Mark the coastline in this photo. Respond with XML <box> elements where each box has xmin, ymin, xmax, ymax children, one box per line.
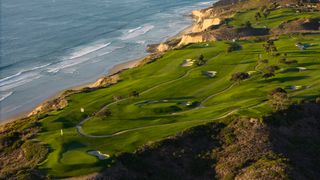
<box><xmin>1</xmin><ymin>4</ymin><xmax>203</xmax><ymax>125</ymax></box>
<box><xmin>0</xmin><ymin>58</ymin><xmax>143</xmax><ymax>125</ymax></box>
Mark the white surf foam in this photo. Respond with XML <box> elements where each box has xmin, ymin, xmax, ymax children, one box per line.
<box><xmin>0</xmin><ymin>91</ymin><xmax>13</xmax><ymax>102</ymax></box>
<box><xmin>128</xmin><ymin>26</ymin><xmax>142</xmax><ymax>33</ymax></box>
<box><xmin>0</xmin><ymin>63</ymin><xmax>51</xmax><ymax>91</ymax></box>
<box><xmin>199</xmin><ymin>2</ymin><xmax>212</xmax><ymax>5</ymax></box>
<box><xmin>0</xmin><ymin>73</ymin><xmax>42</xmax><ymax>91</ymax></box>
<box><xmin>120</xmin><ymin>25</ymin><xmax>154</xmax><ymax>40</ymax></box>
<box><xmin>47</xmin><ymin>42</ymin><xmax>121</xmax><ymax>73</ymax></box>
<box><xmin>0</xmin><ymin>63</ymin><xmax>50</xmax><ymax>84</ymax></box>
<box><xmin>68</xmin><ymin>42</ymin><xmax>111</xmax><ymax>59</ymax></box>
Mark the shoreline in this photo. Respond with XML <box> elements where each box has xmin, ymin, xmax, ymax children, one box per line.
<box><xmin>0</xmin><ymin>58</ymin><xmax>144</xmax><ymax>125</ymax></box>
<box><xmin>0</xmin><ymin>4</ymin><xmax>202</xmax><ymax>125</ymax></box>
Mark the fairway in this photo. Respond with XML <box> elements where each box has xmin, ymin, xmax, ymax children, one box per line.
<box><xmin>35</xmin><ymin>32</ymin><xmax>320</xmax><ymax>177</ymax></box>
<box><xmin>2</xmin><ymin>1</ymin><xmax>320</xmax><ymax>179</ymax></box>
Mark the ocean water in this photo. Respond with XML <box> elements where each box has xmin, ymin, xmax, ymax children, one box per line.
<box><xmin>0</xmin><ymin>0</ymin><xmax>214</xmax><ymax>121</ymax></box>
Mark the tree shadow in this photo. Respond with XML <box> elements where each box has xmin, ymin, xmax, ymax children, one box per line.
<box><xmin>229</xmin><ymin>60</ymin><xmax>256</xmax><ymax>65</ymax></box>
<box><xmin>262</xmin><ymin>76</ymin><xmax>309</xmax><ymax>83</ymax></box>
<box><xmin>298</xmin><ymin>62</ymin><xmax>320</xmax><ymax>67</ymax></box>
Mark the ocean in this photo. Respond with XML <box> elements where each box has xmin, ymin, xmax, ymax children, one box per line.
<box><xmin>0</xmin><ymin>0</ymin><xmax>214</xmax><ymax>121</ymax></box>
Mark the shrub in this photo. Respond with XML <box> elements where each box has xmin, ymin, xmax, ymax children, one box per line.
<box><xmin>195</xmin><ymin>54</ymin><xmax>207</xmax><ymax>66</ymax></box>
<box><xmin>0</xmin><ymin>131</ymin><xmax>20</xmax><ymax>149</ymax></box>
<box><xmin>131</xmin><ymin>91</ymin><xmax>140</xmax><ymax>97</ymax></box>
<box><xmin>268</xmin><ymin>88</ymin><xmax>291</xmax><ymax>111</ymax></box>
<box><xmin>263</xmin><ymin>73</ymin><xmax>275</xmax><ymax>79</ymax></box>
<box><xmin>230</xmin><ymin>72</ymin><xmax>250</xmax><ymax>84</ymax></box>
<box><xmin>226</xmin><ymin>42</ymin><xmax>242</xmax><ymax>53</ymax></box>
<box><xmin>268</xmin><ymin>88</ymin><xmax>287</xmax><ymax>96</ymax></box>
<box><xmin>265</xmin><ymin>65</ymin><xmax>279</xmax><ymax>73</ymax></box>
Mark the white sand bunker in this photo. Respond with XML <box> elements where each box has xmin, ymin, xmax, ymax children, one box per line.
<box><xmin>297</xmin><ymin>67</ymin><xmax>307</xmax><ymax>71</ymax></box>
<box><xmin>289</xmin><ymin>85</ymin><xmax>303</xmax><ymax>90</ymax></box>
<box><xmin>204</xmin><ymin>71</ymin><xmax>217</xmax><ymax>78</ymax></box>
<box><xmin>88</xmin><ymin>150</ymin><xmax>110</xmax><ymax>160</ymax></box>
<box><xmin>181</xmin><ymin>59</ymin><xmax>195</xmax><ymax>67</ymax></box>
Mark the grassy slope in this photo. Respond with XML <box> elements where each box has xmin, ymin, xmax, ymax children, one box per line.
<box><xmin>34</xmin><ymin>8</ymin><xmax>320</xmax><ymax>177</ymax></box>
<box><xmin>229</xmin><ymin>8</ymin><xmax>320</xmax><ymax>28</ymax></box>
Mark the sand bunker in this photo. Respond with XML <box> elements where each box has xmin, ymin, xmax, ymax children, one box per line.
<box><xmin>181</xmin><ymin>59</ymin><xmax>195</xmax><ymax>67</ymax></box>
<box><xmin>204</xmin><ymin>71</ymin><xmax>217</xmax><ymax>78</ymax></box>
<box><xmin>88</xmin><ymin>150</ymin><xmax>110</xmax><ymax>160</ymax></box>
<box><xmin>297</xmin><ymin>67</ymin><xmax>307</xmax><ymax>71</ymax></box>
<box><xmin>288</xmin><ymin>85</ymin><xmax>303</xmax><ymax>90</ymax></box>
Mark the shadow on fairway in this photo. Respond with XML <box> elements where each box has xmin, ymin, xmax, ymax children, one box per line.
<box><xmin>262</xmin><ymin>76</ymin><xmax>309</xmax><ymax>83</ymax></box>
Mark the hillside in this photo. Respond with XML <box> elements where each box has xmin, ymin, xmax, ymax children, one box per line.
<box><xmin>0</xmin><ymin>0</ymin><xmax>319</xmax><ymax>179</ymax></box>
<box><xmin>91</xmin><ymin>103</ymin><xmax>320</xmax><ymax>179</ymax></box>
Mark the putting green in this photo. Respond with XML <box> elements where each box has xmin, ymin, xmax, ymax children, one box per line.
<box><xmin>61</xmin><ymin>150</ymin><xmax>98</xmax><ymax>165</ymax></box>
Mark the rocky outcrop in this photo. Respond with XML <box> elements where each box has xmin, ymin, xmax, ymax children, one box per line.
<box><xmin>90</xmin><ymin>74</ymin><xmax>121</xmax><ymax>88</ymax></box>
<box><xmin>192</xmin><ymin>18</ymin><xmax>222</xmax><ymax>32</ymax></box>
<box><xmin>28</xmin><ymin>96</ymin><xmax>68</xmax><ymax>117</ymax></box>
<box><xmin>192</xmin><ymin>9</ymin><xmax>213</xmax><ymax>23</ymax></box>
<box><xmin>156</xmin><ymin>43</ymin><xmax>170</xmax><ymax>52</ymax></box>
<box><xmin>178</xmin><ymin>33</ymin><xmax>206</xmax><ymax>46</ymax></box>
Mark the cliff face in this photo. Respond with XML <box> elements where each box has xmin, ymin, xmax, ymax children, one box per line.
<box><xmin>156</xmin><ymin>43</ymin><xmax>170</xmax><ymax>52</ymax></box>
<box><xmin>152</xmin><ymin>0</ymin><xmax>319</xmax><ymax>53</ymax></box>
<box><xmin>152</xmin><ymin>1</ymin><xmax>229</xmax><ymax>51</ymax></box>
<box><xmin>192</xmin><ymin>18</ymin><xmax>222</xmax><ymax>32</ymax></box>
<box><xmin>191</xmin><ymin>9</ymin><xmax>214</xmax><ymax>23</ymax></box>
<box><xmin>90</xmin><ymin>74</ymin><xmax>121</xmax><ymax>88</ymax></box>
<box><xmin>178</xmin><ymin>33</ymin><xmax>205</xmax><ymax>46</ymax></box>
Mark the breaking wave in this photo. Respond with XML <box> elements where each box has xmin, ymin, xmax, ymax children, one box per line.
<box><xmin>0</xmin><ymin>91</ymin><xmax>13</xmax><ymax>102</ymax></box>
<box><xmin>120</xmin><ymin>25</ymin><xmax>154</xmax><ymax>40</ymax></box>
<box><xmin>46</xmin><ymin>42</ymin><xmax>123</xmax><ymax>73</ymax></box>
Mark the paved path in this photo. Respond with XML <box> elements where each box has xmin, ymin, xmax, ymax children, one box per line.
<box><xmin>76</xmin><ymin>100</ymin><xmax>266</xmax><ymax>138</ymax></box>
<box><xmin>76</xmin><ymin>53</ymin><xmax>315</xmax><ymax>139</ymax></box>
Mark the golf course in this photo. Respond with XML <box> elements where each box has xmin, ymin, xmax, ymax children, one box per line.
<box><xmin>1</xmin><ymin>1</ymin><xmax>319</xmax><ymax>179</ymax></box>
<box><xmin>35</xmin><ymin>32</ymin><xmax>320</xmax><ymax>177</ymax></box>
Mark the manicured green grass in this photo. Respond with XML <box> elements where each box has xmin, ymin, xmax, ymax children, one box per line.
<box><xmin>229</xmin><ymin>8</ymin><xmax>320</xmax><ymax>28</ymax></box>
<box><xmin>33</xmin><ymin>8</ymin><xmax>320</xmax><ymax>177</ymax></box>
<box><xmin>36</xmin><ymin>33</ymin><xmax>320</xmax><ymax>177</ymax></box>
